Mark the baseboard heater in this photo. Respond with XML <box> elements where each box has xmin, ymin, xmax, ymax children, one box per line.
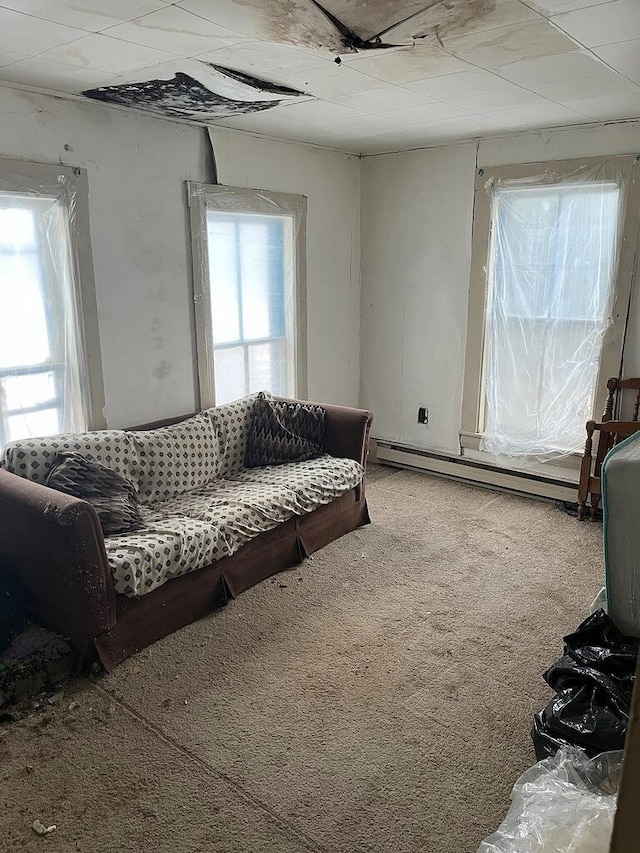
<box><xmin>375</xmin><ymin>441</ymin><xmax>578</xmax><ymax>503</ymax></box>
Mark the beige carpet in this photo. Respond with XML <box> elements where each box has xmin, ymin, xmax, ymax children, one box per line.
<box><xmin>0</xmin><ymin>466</ymin><xmax>603</xmax><ymax>853</ymax></box>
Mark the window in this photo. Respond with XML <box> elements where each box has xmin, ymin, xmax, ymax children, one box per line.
<box><xmin>0</xmin><ymin>160</ymin><xmax>105</xmax><ymax>449</ymax></box>
<box><xmin>461</xmin><ymin>156</ymin><xmax>640</xmax><ymax>463</ymax></box>
<box><xmin>188</xmin><ymin>184</ymin><xmax>307</xmax><ymax>408</ymax></box>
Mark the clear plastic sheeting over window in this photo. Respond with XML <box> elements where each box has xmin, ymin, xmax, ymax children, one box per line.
<box><xmin>477</xmin><ymin>747</ymin><xmax>621</xmax><ymax>853</ymax></box>
<box><xmin>0</xmin><ymin>172</ymin><xmax>89</xmax><ymax>450</ymax></box>
<box><xmin>188</xmin><ymin>182</ymin><xmax>307</xmax><ymax>410</ymax></box>
<box><xmin>480</xmin><ymin>163</ymin><xmax>626</xmax><ymax>459</ymax></box>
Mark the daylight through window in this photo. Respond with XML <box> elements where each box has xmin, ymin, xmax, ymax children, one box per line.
<box><xmin>481</xmin><ymin>179</ymin><xmax>622</xmax><ymax>457</ymax></box>
<box><xmin>0</xmin><ymin>193</ymin><xmax>87</xmax><ymax>448</ymax></box>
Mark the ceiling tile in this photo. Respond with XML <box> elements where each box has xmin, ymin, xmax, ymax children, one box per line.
<box><xmin>213</xmin><ymin>110</ymin><xmax>313</xmax><ymax>135</ymax></box>
<box><xmin>103</xmin><ymin>7</ymin><xmax>245</xmax><ymax>57</ymax></box>
<box><xmin>532</xmin><ymin>72</ymin><xmax>639</xmax><ymax>101</ymax></box>
<box><xmin>496</xmin><ymin>49</ymin><xmax>611</xmax><ymax>87</ymax></box>
<box><xmin>482</xmin><ymin>102</ymin><xmax>589</xmax><ymax>129</ymax></box>
<box><xmin>384</xmin><ymin>102</ymin><xmax>471</xmax><ymax>125</ymax></box>
<box><xmin>425</xmin><ymin>116</ymin><xmax>512</xmax><ymax>136</ymax></box>
<box><xmin>526</xmin><ymin>0</ymin><xmax>618</xmax><ymax>13</ymax></box>
<box><xmin>40</xmin><ymin>34</ymin><xmax>175</xmax><ymax>74</ymax></box>
<box><xmin>445</xmin><ymin>0</ymin><xmax>541</xmax><ymax>37</ymax></box>
<box><xmin>333</xmin><ymin>87</ymin><xmax>436</xmax><ymax>113</ymax></box>
<box><xmin>0</xmin><ymin>56</ymin><xmax>114</xmax><ymax>91</ymax></box>
<box><xmin>443</xmin><ymin>18</ymin><xmax>579</xmax><ymax>68</ymax></box>
<box><xmin>409</xmin><ymin>74</ymin><xmax>548</xmax><ymax>114</ymax></box>
<box><xmin>0</xmin><ymin>1</ymin><xmax>170</xmax><ymax>32</ymax></box>
<box><xmin>0</xmin><ymin>48</ymin><xmax>29</xmax><ymax>67</ymax></box>
<box><xmin>178</xmin><ymin>0</ymin><xmax>341</xmax><ymax>51</ymax></box>
<box><xmin>566</xmin><ymin>92</ymin><xmax>640</xmax><ymax>119</ymax></box>
<box><xmin>594</xmin><ymin>39</ymin><xmax>640</xmax><ymax>84</ymax></box>
<box><xmin>406</xmin><ymin>69</ymin><xmax>527</xmax><ymax>100</ymax></box>
<box><xmin>272</xmin><ymin>99</ymin><xmax>366</xmax><ymax>124</ymax></box>
<box><xmin>345</xmin><ymin>44</ymin><xmax>472</xmax><ymax>85</ymax></box>
<box><xmin>213</xmin><ymin>115</ymin><xmax>357</xmax><ymax>152</ymax></box>
<box><xmin>552</xmin><ymin>0</ymin><xmax>640</xmax><ymax>48</ymax></box>
<box><xmin>0</xmin><ymin>7</ymin><xmax>86</xmax><ymax>54</ymax></box>
<box><xmin>196</xmin><ymin>40</ymin><xmax>333</xmax><ymax>78</ymax></box>
<box><xmin>277</xmin><ymin>64</ymin><xmax>382</xmax><ymax>98</ymax></box>
<box><xmin>322</xmin><ymin>113</ymin><xmax>413</xmax><ymax>136</ymax></box>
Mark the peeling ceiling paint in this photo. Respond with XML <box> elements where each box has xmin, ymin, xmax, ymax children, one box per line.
<box><xmin>83</xmin><ymin>66</ymin><xmax>305</xmax><ymax>120</ymax></box>
<box><xmin>79</xmin><ymin>0</ymin><xmax>498</xmax><ymax>120</ymax></box>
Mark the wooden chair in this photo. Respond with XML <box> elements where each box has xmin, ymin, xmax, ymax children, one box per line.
<box><xmin>577</xmin><ymin>419</ymin><xmax>640</xmax><ymax>520</ymax></box>
<box><xmin>602</xmin><ymin>377</ymin><xmax>640</xmax><ymax>422</ymax></box>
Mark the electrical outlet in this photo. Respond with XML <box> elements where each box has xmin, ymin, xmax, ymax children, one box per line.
<box><xmin>418</xmin><ymin>406</ymin><xmax>428</xmax><ymax>425</ymax></box>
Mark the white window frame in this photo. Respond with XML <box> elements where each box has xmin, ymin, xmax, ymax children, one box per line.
<box><xmin>460</xmin><ymin>154</ymin><xmax>640</xmax><ymax>469</ymax></box>
<box><xmin>0</xmin><ymin>158</ymin><xmax>105</xmax><ymax>443</ymax></box>
<box><xmin>187</xmin><ymin>182</ymin><xmax>308</xmax><ymax>409</ymax></box>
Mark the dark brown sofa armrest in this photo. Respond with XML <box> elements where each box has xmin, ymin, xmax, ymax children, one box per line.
<box><xmin>321</xmin><ymin>403</ymin><xmax>373</xmax><ymax>467</ymax></box>
<box><xmin>0</xmin><ymin>469</ymin><xmax>116</xmax><ymax>646</ymax></box>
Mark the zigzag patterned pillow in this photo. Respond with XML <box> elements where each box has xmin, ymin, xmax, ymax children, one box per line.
<box><xmin>46</xmin><ymin>452</ymin><xmax>143</xmax><ymax>536</ymax></box>
<box><xmin>245</xmin><ymin>393</ymin><xmax>325</xmax><ymax>468</ymax></box>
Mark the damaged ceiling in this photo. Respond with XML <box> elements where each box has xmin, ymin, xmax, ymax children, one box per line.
<box><xmin>0</xmin><ymin>0</ymin><xmax>638</xmax><ymax>154</ymax></box>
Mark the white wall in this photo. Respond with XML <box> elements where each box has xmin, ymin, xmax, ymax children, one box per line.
<box><xmin>360</xmin><ymin>143</ymin><xmax>477</xmax><ymax>454</ymax></box>
<box><xmin>360</xmin><ymin>121</ymin><xmax>640</xmax><ymax>455</ymax></box>
<box><xmin>0</xmin><ymin>85</ymin><xmax>362</xmax><ymax>428</ymax></box>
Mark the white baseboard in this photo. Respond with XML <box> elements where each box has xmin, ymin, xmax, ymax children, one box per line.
<box><xmin>375</xmin><ymin>441</ymin><xmax>578</xmax><ymax>503</ymax></box>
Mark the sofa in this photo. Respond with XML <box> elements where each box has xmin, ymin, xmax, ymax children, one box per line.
<box><xmin>0</xmin><ymin>394</ymin><xmax>372</xmax><ymax>670</ymax></box>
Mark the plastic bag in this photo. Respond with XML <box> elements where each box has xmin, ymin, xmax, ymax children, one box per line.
<box><xmin>532</xmin><ymin>610</ymin><xmax>638</xmax><ymax>760</ymax></box>
<box><xmin>477</xmin><ymin>747</ymin><xmax>622</xmax><ymax>853</ymax></box>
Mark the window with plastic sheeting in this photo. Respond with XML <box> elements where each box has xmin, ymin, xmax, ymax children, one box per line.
<box><xmin>188</xmin><ymin>183</ymin><xmax>307</xmax><ymax>408</ymax></box>
<box><xmin>0</xmin><ymin>161</ymin><xmax>105</xmax><ymax>450</ymax></box>
<box><xmin>461</xmin><ymin>156</ymin><xmax>640</xmax><ymax>465</ymax></box>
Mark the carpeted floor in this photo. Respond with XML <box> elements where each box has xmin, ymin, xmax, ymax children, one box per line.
<box><xmin>0</xmin><ymin>466</ymin><xmax>603</xmax><ymax>853</ymax></box>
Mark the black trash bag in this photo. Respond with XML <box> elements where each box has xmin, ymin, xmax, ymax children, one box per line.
<box><xmin>532</xmin><ymin>609</ymin><xmax>639</xmax><ymax>760</ymax></box>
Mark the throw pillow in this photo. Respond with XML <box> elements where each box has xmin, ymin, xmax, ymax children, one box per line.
<box><xmin>46</xmin><ymin>452</ymin><xmax>143</xmax><ymax>536</ymax></box>
<box><xmin>245</xmin><ymin>393</ymin><xmax>325</xmax><ymax>468</ymax></box>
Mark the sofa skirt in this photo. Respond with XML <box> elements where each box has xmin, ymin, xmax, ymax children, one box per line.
<box><xmin>93</xmin><ymin>489</ymin><xmax>370</xmax><ymax>671</ymax></box>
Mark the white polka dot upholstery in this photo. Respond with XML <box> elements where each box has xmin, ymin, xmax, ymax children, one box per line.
<box><xmin>229</xmin><ymin>455</ymin><xmax>364</xmax><ymax>503</ymax></box>
<box><xmin>105</xmin><ymin>455</ymin><xmax>364</xmax><ymax>598</ymax></box>
<box><xmin>130</xmin><ymin>413</ymin><xmax>220</xmax><ymax>504</ymax></box>
<box><xmin>0</xmin><ymin>430</ymin><xmax>138</xmax><ymax>484</ymax></box>
<box><xmin>105</xmin><ymin>511</ymin><xmax>227</xmax><ymax>597</ymax></box>
<box><xmin>205</xmin><ymin>392</ymin><xmax>267</xmax><ymax>478</ymax></box>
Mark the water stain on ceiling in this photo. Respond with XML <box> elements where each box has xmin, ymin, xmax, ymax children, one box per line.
<box><xmin>264</xmin><ymin>0</ymin><xmax>495</xmax><ymax>50</ymax></box>
<box><xmin>82</xmin><ymin>0</ymin><xmax>496</xmax><ymax>120</ymax></box>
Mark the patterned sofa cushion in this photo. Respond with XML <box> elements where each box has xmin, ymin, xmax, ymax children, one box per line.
<box><xmin>229</xmin><ymin>455</ymin><xmax>364</xmax><ymax>503</ymax></box>
<box><xmin>105</xmin><ymin>513</ymin><xmax>228</xmax><ymax>597</ymax></box>
<box><xmin>130</xmin><ymin>413</ymin><xmax>220</xmax><ymax>504</ymax></box>
<box><xmin>245</xmin><ymin>393</ymin><xmax>325</xmax><ymax>467</ymax></box>
<box><xmin>46</xmin><ymin>452</ymin><xmax>142</xmax><ymax>536</ymax></box>
<box><xmin>105</xmin><ymin>454</ymin><xmax>364</xmax><ymax>598</ymax></box>
<box><xmin>0</xmin><ymin>430</ymin><xmax>138</xmax><ymax>484</ymax></box>
<box><xmin>205</xmin><ymin>392</ymin><xmax>267</xmax><ymax>479</ymax></box>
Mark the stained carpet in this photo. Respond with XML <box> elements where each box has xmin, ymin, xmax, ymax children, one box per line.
<box><xmin>0</xmin><ymin>466</ymin><xmax>603</xmax><ymax>852</ymax></box>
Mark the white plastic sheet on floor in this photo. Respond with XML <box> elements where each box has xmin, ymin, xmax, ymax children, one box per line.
<box><xmin>477</xmin><ymin>747</ymin><xmax>622</xmax><ymax>853</ymax></box>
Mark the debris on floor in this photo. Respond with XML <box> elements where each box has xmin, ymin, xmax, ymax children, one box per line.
<box><xmin>532</xmin><ymin>610</ymin><xmax>638</xmax><ymax>759</ymax></box>
<box><xmin>0</xmin><ymin>624</ymin><xmax>76</xmax><ymax>716</ymax></box>
<box><xmin>477</xmin><ymin>747</ymin><xmax>621</xmax><ymax>853</ymax></box>
<box><xmin>32</xmin><ymin>819</ymin><xmax>57</xmax><ymax>836</ymax></box>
